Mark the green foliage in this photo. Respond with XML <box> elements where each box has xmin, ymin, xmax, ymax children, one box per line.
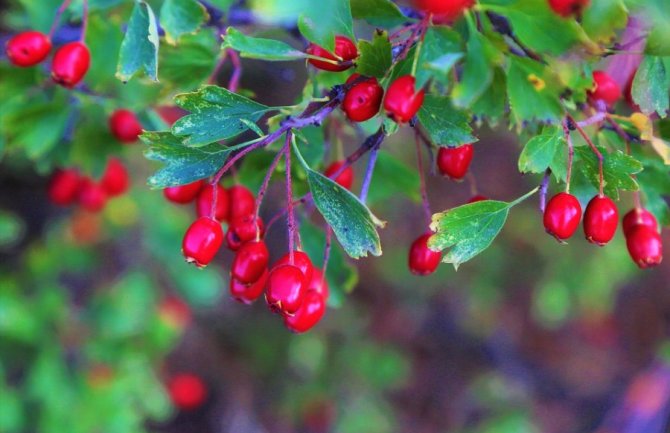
<box><xmin>632</xmin><ymin>56</ymin><xmax>670</xmax><ymax>118</ymax></box>
<box><xmin>518</xmin><ymin>126</ymin><xmax>566</xmax><ymax>175</ymax></box>
<box><xmin>116</xmin><ymin>0</ymin><xmax>159</xmax><ymax>82</ymax></box>
<box><xmin>159</xmin><ymin>0</ymin><xmax>208</xmax><ymax>45</ymax></box>
<box><xmin>417</xmin><ymin>95</ymin><xmax>476</xmax><ymax>146</ymax></box>
<box><xmin>575</xmin><ymin>147</ymin><xmax>643</xmax><ymax>199</ymax></box>
<box><xmin>297</xmin><ymin>0</ymin><xmax>354</xmax><ymax>50</ymax></box>
<box><xmin>355</xmin><ymin>30</ymin><xmax>392</xmax><ymax>79</ymax></box>
<box><xmin>350</xmin><ymin>0</ymin><xmax>407</xmax><ymax>27</ymax></box>
<box><xmin>222</xmin><ymin>27</ymin><xmax>307</xmax><ymax>61</ymax></box>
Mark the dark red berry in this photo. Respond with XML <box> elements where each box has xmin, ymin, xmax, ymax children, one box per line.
<box><xmin>342</xmin><ymin>74</ymin><xmax>384</xmax><ymax>122</ymax></box>
<box><xmin>266</xmin><ymin>264</ymin><xmax>307</xmax><ymax>315</ymax></box>
<box><xmin>51</xmin><ymin>41</ymin><xmax>90</xmax><ymax>88</ymax></box>
<box><xmin>626</xmin><ymin>225</ymin><xmax>663</xmax><ymax>269</ymax></box>
<box><xmin>228</xmin><ymin>185</ymin><xmax>256</xmax><ymax>221</ymax></box>
<box><xmin>182</xmin><ymin>217</ymin><xmax>224</xmax><ymax>268</ymax></box>
<box><xmin>225</xmin><ymin>215</ymin><xmax>264</xmax><ymax>251</ymax></box>
<box><xmin>196</xmin><ymin>184</ymin><xmax>229</xmax><ymax>221</ymax></box>
<box><xmin>383</xmin><ymin>75</ymin><xmax>425</xmax><ymax>124</ymax></box>
<box><xmin>414</xmin><ymin>0</ymin><xmax>474</xmax><ymax>22</ymax></box>
<box><xmin>548</xmin><ymin>0</ymin><xmax>590</xmax><ymax>17</ymax></box>
<box><xmin>109</xmin><ymin>109</ymin><xmax>143</xmax><ymax>143</ymax></box>
<box><xmin>167</xmin><ymin>373</ymin><xmax>207</xmax><ymax>410</ymax></box>
<box><xmin>78</xmin><ymin>178</ymin><xmax>107</xmax><ymax>212</ymax></box>
<box><xmin>467</xmin><ymin>195</ymin><xmax>487</xmax><ymax>203</ymax></box>
<box><xmin>324</xmin><ymin>161</ymin><xmax>354</xmax><ymax>190</ymax></box>
<box><xmin>308</xmin><ymin>267</ymin><xmax>329</xmax><ymax>301</ymax></box>
<box><xmin>584</xmin><ymin>195</ymin><xmax>618</xmax><ymax>246</ymax></box>
<box><xmin>274</xmin><ymin>251</ymin><xmax>314</xmax><ymax>283</ymax></box>
<box><xmin>284</xmin><ymin>290</ymin><xmax>326</xmax><ymax>333</ymax></box>
<box><xmin>622</xmin><ymin>208</ymin><xmax>658</xmax><ymax>237</ymax></box>
<box><xmin>230</xmin><ymin>269</ymin><xmax>268</xmax><ymax>304</ymax></box>
<box><xmin>543</xmin><ymin>192</ymin><xmax>582</xmax><ymax>242</ymax></box>
<box><xmin>408</xmin><ymin>233</ymin><xmax>442</xmax><ymax>276</ymax></box>
<box><xmin>231</xmin><ymin>240</ymin><xmax>269</xmax><ymax>284</ymax></box>
<box><xmin>437</xmin><ymin>144</ymin><xmax>474</xmax><ymax>181</ymax></box>
<box><xmin>100</xmin><ymin>158</ymin><xmax>129</xmax><ymax>197</ymax></box>
<box><xmin>48</xmin><ymin>168</ymin><xmax>81</xmax><ymax>206</ymax></box>
<box><xmin>5</xmin><ymin>31</ymin><xmax>51</xmax><ymax>67</ymax></box>
<box><xmin>164</xmin><ymin>180</ymin><xmax>204</xmax><ymax>204</ymax></box>
<box><xmin>306</xmin><ymin>36</ymin><xmax>357</xmax><ymax>72</ymax></box>
<box><xmin>589</xmin><ymin>71</ymin><xmax>621</xmax><ymax>106</ymax></box>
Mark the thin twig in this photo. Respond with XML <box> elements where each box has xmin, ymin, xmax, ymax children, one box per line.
<box><xmin>568</xmin><ymin>114</ymin><xmax>604</xmax><ymax>196</ymax></box>
<box><xmin>285</xmin><ymin>132</ymin><xmax>295</xmax><ymax>262</ymax></box>
<box><xmin>49</xmin><ymin>0</ymin><xmax>74</xmax><ymax>38</ymax></box>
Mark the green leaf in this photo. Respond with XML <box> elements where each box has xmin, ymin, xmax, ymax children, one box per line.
<box><xmin>307</xmin><ymin>169</ymin><xmax>384</xmax><ymax>259</ymax></box>
<box><xmin>350</xmin><ymin>0</ymin><xmax>407</xmax><ymax>27</ymax></box>
<box><xmin>639</xmin><ymin>0</ymin><xmax>670</xmax><ymax>56</ymax></box>
<box><xmin>415</xmin><ymin>27</ymin><xmax>462</xmax><ymax>88</ymax></box>
<box><xmin>451</xmin><ymin>31</ymin><xmax>494</xmax><ymax>108</ymax></box>
<box><xmin>367</xmin><ymin>152</ymin><xmax>421</xmax><ymax>204</ymax></box>
<box><xmin>0</xmin><ymin>211</ymin><xmax>22</xmax><ymax>248</ymax></box>
<box><xmin>632</xmin><ymin>56</ymin><xmax>670</xmax><ymax>118</ymax></box>
<box><xmin>575</xmin><ymin>147</ymin><xmax>643</xmax><ymax>199</ymax></box>
<box><xmin>518</xmin><ymin>126</ymin><xmax>566</xmax><ymax>174</ymax></box>
<box><xmin>506</xmin><ymin>57</ymin><xmax>563</xmax><ymax>124</ymax></box>
<box><xmin>471</xmin><ymin>68</ymin><xmax>506</xmax><ymax>124</ymax></box>
<box><xmin>298</xmin><ymin>0</ymin><xmax>354</xmax><ymax>51</ymax></box>
<box><xmin>355</xmin><ymin>30</ymin><xmax>392</xmax><ymax>79</ymax></box>
<box><xmin>116</xmin><ymin>0</ymin><xmax>160</xmax><ymax>82</ymax></box>
<box><xmin>160</xmin><ymin>0</ymin><xmax>208</xmax><ymax>45</ymax></box>
<box><xmin>160</xmin><ymin>31</ymin><xmax>219</xmax><ymax>91</ymax></box>
<box><xmin>222</xmin><ymin>27</ymin><xmax>307</xmax><ymax>61</ymax></box>
<box><xmin>171</xmin><ymin>85</ymin><xmax>270</xmax><ymax>146</ymax></box>
<box><xmin>417</xmin><ymin>95</ymin><xmax>476</xmax><ymax>146</ymax></box>
<box><xmin>581</xmin><ymin>0</ymin><xmax>628</xmax><ymax>43</ymax></box>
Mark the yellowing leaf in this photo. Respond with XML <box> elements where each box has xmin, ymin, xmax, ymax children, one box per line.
<box><xmin>630</xmin><ymin>112</ymin><xmax>654</xmax><ymax>140</ymax></box>
<box><xmin>650</xmin><ymin>137</ymin><xmax>670</xmax><ymax>165</ymax></box>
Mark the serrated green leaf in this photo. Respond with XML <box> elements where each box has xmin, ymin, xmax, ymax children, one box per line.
<box><xmin>518</xmin><ymin>126</ymin><xmax>565</xmax><ymax>174</ymax></box>
<box><xmin>451</xmin><ymin>31</ymin><xmax>493</xmax><ymax>108</ymax></box>
<box><xmin>471</xmin><ymin>68</ymin><xmax>506</xmax><ymax>124</ymax></box>
<box><xmin>350</xmin><ymin>0</ymin><xmax>407</xmax><ymax>27</ymax></box>
<box><xmin>506</xmin><ymin>57</ymin><xmax>563</xmax><ymax>124</ymax></box>
<box><xmin>356</xmin><ymin>30</ymin><xmax>392</xmax><ymax>78</ymax></box>
<box><xmin>298</xmin><ymin>0</ymin><xmax>354</xmax><ymax>51</ymax></box>
<box><xmin>222</xmin><ymin>27</ymin><xmax>307</xmax><ymax>61</ymax></box>
<box><xmin>632</xmin><ymin>56</ymin><xmax>670</xmax><ymax>118</ymax></box>
<box><xmin>160</xmin><ymin>31</ymin><xmax>219</xmax><ymax>92</ymax></box>
<box><xmin>160</xmin><ymin>0</ymin><xmax>208</xmax><ymax>45</ymax></box>
<box><xmin>581</xmin><ymin>0</ymin><xmax>627</xmax><ymax>43</ymax></box>
<box><xmin>116</xmin><ymin>0</ymin><xmax>159</xmax><ymax>82</ymax></box>
<box><xmin>417</xmin><ymin>95</ymin><xmax>476</xmax><ymax>146</ymax></box>
<box><xmin>575</xmin><ymin>147</ymin><xmax>643</xmax><ymax>199</ymax></box>
<box><xmin>415</xmin><ymin>27</ymin><xmax>462</xmax><ymax>88</ymax></box>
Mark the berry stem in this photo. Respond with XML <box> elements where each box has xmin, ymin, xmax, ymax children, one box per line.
<box><xmin>567</xmin><ymin>114</ymin><xmax>604</xmax><ymax>196</ymax></box>
<box><xmin>576</xmin><ymin>112</ymin><xmax>607</xmax><ymax>128</ymax></box>
<box><xmin>414</xmin><ymin>131</ymin><xmax>432</xmax><ymax>225</ymax></box>
<box><xmin>253</xmin><ymin>140</ymin><xmax>288</xmax><ymax>238</ymax></box>
<box><xmin>207</xmin><ymin>50</ymin><xmax>228</xmax><ymax>84</ymax></box>
<box><xmin>561</xmin><ymin>118</ymin><xmax>575</xmax><ymax>194</ymax></box>
<box><xmin>322</xmin><ymin>225</ymin><xmax>332</xmax><ymax>277</ymax></box>
<box><xmin>80</xmin><ymin>0</ymin><xmax>89</xmax><ymax>42</ymax></box>
<box><xmin>539</xmin><ymin>168</ymin><xmax>551</xmax><ymax>213</ymax></box>
<box><xmin>49</xmin><ymin>0</ymin><xmax>74</xmax><ymax>38</ymax></box>
<box><xmin>285</xmin><ymin>132</ymin><xmax>296</xmax><ymax>264</ymax></box>
<box><xmin>359</xmin><ymin>142</ymin><xmax>380</xmax><ymax>204</ymax></box>
<box><xmin>227</xmin><ymin>49</ymin><xmax>242</xmax><ymax>93</ymax></box>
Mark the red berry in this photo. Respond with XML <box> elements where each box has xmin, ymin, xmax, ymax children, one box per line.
<box><xmin>231</xmin><ymin>240</ymin><xmax>269</xmax><ymax>284</ymax></box>
<box><xmin>274</xmin><ymin>251</ymin><xmax>314</xmax><ymax>283</ymax></box>
<box><xmin>543</xmin><ymin>192</ymin><xmax>582</xmax><ymax>242</ymax></box>
<box><xmin>167</xmin><ymin>373</ymin><xmax>207</xmax><ymax>410</ymax></box>
<box><xmin>228</xmin><ymin>185</ymin><xmax>256</xmax><ymax>221</ymax></box>
<box><xmin>589</xmin><ymin>71</ymin><xmax>621</xmax><ymax>106</ymax></box>
<box><xmin>408</xmin><ymin>233</ymin><xmax>442</xmax><ymax>276</ymax></box>
<box><xmin>109</xmin><ymin>109</ymin><xmax>143</xmax><ymax>143</ymax></box>
<box><xmin>308</xmin><ymin>267</ymin><xmax>330</xmax><ymax>301</ymax></box>
<box><xmin>283</xmin><ymin>290</ymin><xmax>326</xmax><ymax>333</ymax></box>
<box><xmin>342</xmin><ymin>74</ymin><xmax>384</xmax><ymax>122</ymax></box>
<box><xmin>437</xmin><ymin>144</ymin><xmax>474</xmax><ymax>181</ymax></box>
<box><xmin>324</xmin><ymin>161</ymin><xmax>354</xmax><ymax>190</ymax></box>
<box><xmin>78</xmin><ymin>178</ymin><xmax>107</xmax><ymax>212</ymax></box>
<box><xmin>306</xmin><ymin>36</ymin><xmax>358</xmax><ymax>72</ymax></box>
<box><xmin>226</xmin><ymin>215</ymin><xmax>264</xmax><ymax>251</ymax></box>
<box><xmin>48</xmin><ymin>168</ymin><xmax>81</xmax><ymax>206</ymax></box>
<box><xmin>51</xmin><ymin>41</ymin><xmax>90</xmax><ymax>88</ymax></box>
<box><xmin>163</xmin><ymin>180</ymin><xmax>204</xmax><ymax>204</ymax></box>
<box><xmin>155</xmin><ymin>105</ymin><xmax>186</xmax><ymax>126</ymax></box>
<box><xmin>584</xmin><ymin>195</ymin><xmax>618</xmax><ymax>246</ymax></box>
<box><xmin>266</xmin><ymin>264</ymin><xmax>307</xmax><ymax>315</ymax></box>
<box><xmin>626</xmin><ymin>225</ymin><xmax>663</xmax><ymax>269</ymax></box>
<box><xmin>196</xmin><ymin>184</ymin><xmax>229</xmax><ymax>221</ymax></box>
<box><xmin>383</xmin><ymin>75</ymin><xmax>425</xmax><ymax>124</ymax></box>
<box><xmin>230</xmin><ymin>269</ymin><xmax>268</xmax><ymax>304</ymax></box>
<box><xmin>414</xmin><ymin>0</ymin><xmax>474</xmax><ymax>22</ymax></box>
<box><xmin>548</xmin><ymin>0</ymin><xmax>590</xmax><ymax>17</ymax></box>
<box><xmin>622</xmin><ymin>208</ymin><xmax>658</xmax><ymax>237</ymax></box>
<box><xmin>182</xmin><ymin>217</ymin><xmax>224</xmax><ymax>268</ymax></box>
<box><xmin>100</xmin><ymin>158</ymin><xmax>129</xmax><ymax>197</ymax></box>
<box><xmin>5</xmin><ymin>31</ymin><xmax>51</xmax><ymax>67</ymax></box>
<box><xmin>467</xmin><ymin>195</ymin><xmax>487</xmax><ymax>203</ymax></box>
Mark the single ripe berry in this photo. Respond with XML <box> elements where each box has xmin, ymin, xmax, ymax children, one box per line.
<box><xmin>51</xmin><ymin>41</ymin><xmax>90</xmax><ymax>88</ymax></box>
<box><xmin>324</xmin><ymin>161</ymin><xmax>354</xmax><ymax>190</ymax></box>
<box><xmin>589</xmin><ymin>71</ymin><xmax>621</xmax><ymax>106</ymax></box>
<box><xmin>622</xmin><ymin>208</ymin><xmax>658</xmax><ymax>237</ymax></box>
<box><xmin>468</xmin><ymin>195</ymin><xmax>487</xmax><ymax>203</ymax></box>
<box><xmin>164</xmin><ymin>180</ymin><xmax>204</xmax><ymax>204</ymax></box>
<box><xmin>548</xmin><ymin>0</ymin><xmax>590</xmax><ymax>17</ymax></box>
<box><xmin>306</xmin><ymin>35</ymin><xmax>358</xmax><ymax>72</ymax></box>
<box><xmin>383</xmin><ymin>75</ymin><xmax>425</xmax><ymax>124</ymax></box>
<box><xmin>626</xmin><ymin>226</ymin><xmax>663</xmax><ymax>269</ymax></box>
<box><xmin>437</xmin><ymin>144</ymin><xmax>474</xmax><ymax>181</ymax></box>
<box><xmin>230</xmin><ymin>269</ymin><xmax>268</xmax><ymax>304</ymax></box>
<box><xmin>408</xmin><ymin>233</ymin><xmax>442</xmax><ymax>276</ymax></box>
<box><xmin>543</xmin><ymin>192</ymin><xmax>582</xmax><ymax>242</ymax></box>
<box><xmin>196</xmin><ymin>184</ymin><xmax>229</xmax><ymax>221</ymax></box>
<box><xmin>583</xmin><ymin>195</ymin><xmax>618</xmax><ymax>246</ymax></box>
<box><xmin>342</xmin><ymin>74</ymin><xmax>384</xmax><ymax>122</ymax></box>
<box><xmin>226</xmin><ymin>215</ymin><xmax>264</xmax><ymax>251</ymax></box>
<box><xmin>231</xmin><ymin>240</ymin><xmax>269</xmax><ymax>284</ymax></box>
<box><xmin>228</xmin><ymin>185</ymin><xmax>256</xmax><ymax>221</ymax></box>
<box><xmin>266</xmin><ymin>264</ymin><xmax>307</xmax><ymax>315</ymax></box>
<box><xmin>109</xmin><ymin>109</ymin><xmax>143</xmax><ymax>143</ymax></box>
<box><xmin>167</xmin><ymin>373</ymin><xmax>207</xmax><ymax>411</ymax></box>
<box><xmin>100</xmin><ymin>158</ymin><xmax>129</xmax><ymax>197</ymax></box>
<box><xmin>308</xmin><ymin>267</ymin><xmax>329</xmax><ymax>301</ymax></box>
<box><xmin>78</xmin><ymin>178</ymin><xmax>107</xmax><ymax>212</ymax></box>
<box><xmin>48</xmin><ymin>168</ymin><xmax>81</xmax><ymax>206</ymax></box>
<box><xmin>182</xmin><ymin>217</ymin><xmax>224</xmax><ymax>268</ymax></box>
<box><xmin>5</xmin><ymin>31</ymin><xmax>51</xmax><ymax>67</ymax></box>
<box><xmin>274</xmin><ymin>251</ymin><xmax>314</xmax><ymax>284</ymax></box>
<box><xmin>284</xmin><ymin>290</ymin><xmax>326</xmax><ymax>333</ymax></box>
<box><xmin>414</xmin><ymin>0</ymin><xmax>474</xmax><ymax>22</ymax></box>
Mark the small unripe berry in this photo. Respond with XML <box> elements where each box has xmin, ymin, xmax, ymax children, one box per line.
<box><xmin>383</xmin><ymin>75</ymin><xmax>425</xmax><ymax>124</ymax></box>
<box><xmin>342</xmin><ymin>74</ymin><xmax>384</xmax><ymax>122</ymax></box>
<box><xmin>228</xmin><ymin>185</ymin><xmax>256</xmax><ymax>221</ymax></box>
<box><xmin>196</xmin><ymin>184</ymin><xmax>229</xmax><ymax>221</ymax></box>
<box><xmin>109</xmin><ymin>109</ymin><xmax>143</xmax><ymax>143</ymax></box>
<box><xmin>51</xmin><ymin>41</ymin><xmax>90</xmax><ymax>88</ymax></box>
<box><xmin>163</xmin><ymin>180</ymin><xmax>204</xmax><ymax>204</ymax></box>
<box><xmin>589</xmin><ymin>71</ymin><xmax>621</xmax><ymax>106</ymax></box>
<box><xmin>5</xmin><ymin>31</ymin><xmax>51</xmax><ymax>67</ymax></box>
<box><xmin>230</xmin><ymin>269</ymin><xmax>268</xmax><ymax>304</ymax></box>
<box><xmin>100</xmin><ymin>158</ymin><xmax>129</xmax><ymax>197</ymax></box>
<box><xmin>324</xmin><ymin>161</ymin><xmax>354</xmax><ymax>190</ymax></box>
<box><xmin>48</xmin><ymin>168</ymin><xmax>81</xmax><ymax>206</ymax></box>
<box><xmin>167</xmin><ymin>374</ymin><xmax>207</xmax><ymax>410</ymax></box>
<box><xmin>266</xmin><ymin>264</ymin><xmax>307</xmax><ymax>315</ymax></box>
<box><xmin>622</xmin><ymin>208</ymin><xmax>658</xmax><ymax>237</ymax></box>
<box><xmin>306</xmin><ymin>36</ymin><xmax>357</xmax><ymax>72</ymax></box>
<box><xmin>548</xmin><ymin>0</ymin><xmax>590</xmax><ymax>17</ymax></box>
<box><xmin>226</xmin><ymin>215</ymin><xmax>264</xmax><ymax>251</ymax></box>
<box><xmin>437</xmin><ymin>144</ymin><xmax>474</xmax><ymax>181</ymax></box>
<box><xmin>182</xmin><ymin>217</ymin><xmax>224</xmax><ymax>268</ymax></box>
<box><xmin>274</xmin><ymin>251</ymin><xmax>314</xmax><ymax>284</ymax></box>
<box><xmin>544</xmin><ymin>192</ymin><xmax>582</xmax><ymax>242</ymax></box>
<box><xmin>283</xmin><ymin>290</ymin><xmax>326</xmax><ymax>333</ymax></box>
<box><xmin>408</xmin><ymin>233</ymin><xmax>442</xmax><ymax>276</ymax></box>
<box><xmin>78</xmin><ymin>178</ymin><xmax>108</xmax><ymax>212</ymax></box>
<box><xmin>583</xmin><ymin>195</ymin><xmax>618</xmax><ymax>246</ymax></box>
<box><xmin>231</xmin><ymin>240</ymin><xmax>269</xmax><ymax>284</ymax></box>
<box><xmin>626</xmin><ymin>226</ymin><xmax>663</xmax><ymax>269</ymax></box>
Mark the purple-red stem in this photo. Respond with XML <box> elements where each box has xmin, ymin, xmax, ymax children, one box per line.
<box><xmin>568</xmin><ymin>114</ymin><xmax>604</xmax><ymax>196</ymax></box>
<box><xmin>322</xmin><ymin>226</ymin><xmax>332</xmax><ymax>275</ymax></box>
<box><xmin>254</xmin><ymin>141</ymin><xmax>288</xmax><ymax>225</ymax></box>
<box><xmin>80</xmin><ymin>0</ymin><xmax>89</xmax><ymax>42</ymax></box>
<box><xmin>285</xmin><ymin>132</ymin><xmax>295</xmax><ymax>264</ymax></box>
<box><xmin>227</xmin><ymin>49</ymin><xmax>242</xmax><ymax>93</ymax></box>
<box><xmin>539</xmin><ymin>169</ymin><xmax>551</xmax><ymax>213</ymax></box>
<box><xmin>359</xmin><ymin>144</ymin><xmax>380</xmax><ymax>204</ymax></box>
<box><xmin>49</xmin><ymin>0</ymin><xmax>74</xmax><ymax>38</ymax></box>
<box><xmin>414</xmin><ymin>131</ymin><xmax>432</xmax><ymax>225</ymax></box>
<box><xmin>561</xmin><ymin>119</ymin><xmax>575</xmax><ymax>194</ymax></box>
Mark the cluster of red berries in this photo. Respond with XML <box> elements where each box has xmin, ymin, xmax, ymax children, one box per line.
<box><xmin>48</xmin><ymin>158</ymin><xmax>129</xmax><ymax>212</ymax></box>
<box><xmin>5</xmin><ymin>31</ymin><xmax>90</xmax><ymax>88</ymax></box>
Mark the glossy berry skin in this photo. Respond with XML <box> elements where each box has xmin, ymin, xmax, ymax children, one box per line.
<box><xmin>51</xmin><ymin>41</ymin><xmax>90</xmax><ymax>88</ymax></box>
<box><xmin>306</xmin><ymin>36</ymin><xmax>357</xmax><ymax>72</ymax></box>
<box><xmin>324</xmin><ymin>161</ymin><xmax>354</xmax><ymax>190</ymax></box>
<box><xmin>622</xmin><ymin>208</ymin><xmax>658</xmax><ymax>237</ymax></box>
<box><xmin>468</xmin><ymin>195</ymin><xmax>487</xmax><ymax>203</ymax></box>
<box><xmin>226</xmin><ymin>215</ymin><xmax>265</xmax><ymax>251</ymax></box>
<box><xmin>167</xmin><ymin>374</ymin><xmax>207</xmax><ymax>410</ymax></box>
<box><xmin>48</xmin><ymin>168</ymin><xmax>81</xmax><ymax>206</ymax></box>
<box><xmin>5</xmin><ymin>31</ymin><xmax>51</xmax><ymax>67</ymax></box>
<box><xmin>78</xmin><ymin>178</ymin><xmax>108</xmax><ymax>212</ymax></box>
<box><xmin>589</xmin><ymin>71</ymin><xmax>621</xmax><ymax>106</ymax></box>
<box><xmin>266</xmin><ymin>264</ymin><xmax>307</xmax><ymax>315</ymax></box>
<box><xmin>228</xmin><ymin>185</ymin><xmax>256</xmax><ymax>221</ymax></box>
<box><xmin>548</xmin><ymin>0</ymin><xmax>590</xmax><ymax>17</ymax></box>
<box><xmin>342</xmin><ymin>74</ymin><xmax>384</xmax><ymax>122</ymax></box>
<box><xmin>182</xmin><ymin>217</ymin><xmax>224</xmax><ymax>268</ymax></box>
<box><xmin>231</xmin><ymin>240</ymin><xmax>269</xmax><ymax>284</ymax></box>
<box><xmin>100</xmin><ymin>158</ymin><xmax>129</xmax><ymax>197</ymax></box>
<box><xmin>414</xmin><ymin>0</ymin><xmax>474</xmax><ymax>22</ymax></box>
<box><xmin>308</xmin><ymin>268</ymin><xmax>329</xmax><ymax>301</ymax></box>
<box><xmin>626</xmin><ymin>226</ymin><xmax>663</xmax><ymax>269</ymax></box>
<box><xmin>383</xmin><ymin>75</ymin><xmax>425</xmax><ymax>124</ymax></box>
<box><xmin>437</xmin><ymin>144</ymin><xmax>474</xmax><ymax>181</ymax></box>
<box><xmin>284</xmin><ymin>290</ymin><xmax>326</xmax><ymax>333</ymax></box>
<box><xmin>230</xmin><ymin>269</ymin><xmax>268</xmax><ymax>304</ymax></box>
<box><xmin>543</xmin><ymin>192</ymin><xmax>582</xmax><ymax>242</ymax></box>
<box><xmin>196</xmin><ymin>184</ymin><xmax>229</xmax><ymax>221</ymax></box>
<box><xmin>408</xmin><ymin>233</ymin><xmax>442</xmax><ymax>276</ymax></box>
<box><xmin>163</xmin><ymin>180</ymin><xmax>204</xmax><ymax>204</ymax></box>
<box><xmin>109</xmin><ymin>109</ymin><xmax>143</xmax><ymax>143</ymax></box>
<box><xmin>274</xmin><ymin>251</ymin><xmax>314</xmax><ymax>284</ymax></box>
<box><xmin>583</xmin><ymin>195</ymin><xmax>619</xmax><ymax>246</ymax></box>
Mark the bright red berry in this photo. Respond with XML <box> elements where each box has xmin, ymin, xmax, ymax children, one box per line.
<box><xmin>548</xmin><ymin>0</ymin><xmax>590</xmax><ymax>17</ymax></box>
<box><xmin>100</xmin><ymin>158</ymin><xmax>129</xmax><ymax>197</ymax></box>
<box><xmin>306</xmin><ymin>36</ymin><xmax>357</xmax><ymax>72</ymax></box>
<box><xmin>226</xmin><ymin>215</ymin><xmax>264</xmax><ymax>251</ymax></box>
<box><xmin>266</xmin><ymin>264</ymin><xmax>307</xmax><ymax>315</ymax></box>
<box><xmin>163</xmin><ymin>180</ymin><xmax>204</xmax><ymax>204</ymax></box>
<box><xmin>308</xmin><ymin>267</ymin><xmax>329</xmax><ymax>301</ymax></box>
<box><xmin>437</xmin><ymin>144</ymin><xmax>474</xmax><ymax>181</ymax></box>
<box><xmin>414</xmin><ymin>0</ymin><xmax>474</xmax><ymax>22</ymax></box>
<box><xmin>182</xmin><ymin>217</ymin><xmax>224</xmax><ymax>268</ymax></box>
<box><xmin>589</xmin><ymin>71</ymin><xmax>621</xmax><ymax>106</ymax></box>
<box><xmin>468</xmin><ymin>195</ymin><xmax>487</xmax><ymax>203</ymax></box>
<box><xmin>622</xmin><ymin>208</ymin><xmax>658</xmax><ymax>237</ymax></box>
<box><xmin>543</xmin><ymin>192</ymin><xmax>582</xmax><ymax>242</ymax></box>
<box><xmin>109</xmin><ymin>109</ymin><xmax>143</xmax><ymax>143</ymax></box>
<box><xmin>324</xmin><ymin>161</ymin><xmax>354</xmax><ymax>190</ymax></box>
<box><xmin>48</xmin><ymin>168</ymin><xmax>81</xmax><ymax>206</ymax></box>
<box><xmin>626</xmin><ymin>226</ymin><xmax>663</xmax><ymax>269</ymax></box>
<box><xmin>408</xmin><ymin>233</ymin><xmax>442</xmax><ymax>276</ymax></box>
<box><xmin>51</xmin><ymin>41</ymin><xmax>90</xmax><ymax>88</ymax></box>
<box><xmin>342</xmin><ymin>74</ymin><xmax>384</xmax><ymax>122</ymax></box>
<box><xmin>196</xmin><ymin>184</ymin><xmax>229</xmax><ymax>221</ymax></box>
<box><xmin>78</xmin><ymin>178</ymin><xmax>107</xmax><ymax>212</ymax></box>
<box><xmin>231</xmin><ymin>240</ymin><xmax>269</xmax><ymax>284</ymax></box>
<box><xmin>228</xmin><ymin>185</ymin><xmax>256</xmax><ymax>221</ymax></box>
<box><xmin>230</xmin><ymin>269</ymin><xmax>268</xmax><ymax>304</ymax></box>
<box><xmin>167</xmin><ymin>373</ymin><xmax>207</xmax><ymax>410</ymax></box>
<box><xmin>584</xmin><ymin>195</ymin><xmax>618</xmax><ymax>246</ymax></box>
<box><xmin>284</xmin><ymin>290</ymin><xmax>326</xmax><ymax>333</ymax></box>
<box><xmin>383</xmin><ymin>75</ymin><xmax>425</xmax><ymax>124</ymax></box>
<box><xmin>5</xmin><ymin>31</ymin><xmax>51</xmax><ymax>67</ymax></box>
<box><xmin>274</xmin><ymin>251</ymin><xmax>314</xmax><ymax>284</ymax></box>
